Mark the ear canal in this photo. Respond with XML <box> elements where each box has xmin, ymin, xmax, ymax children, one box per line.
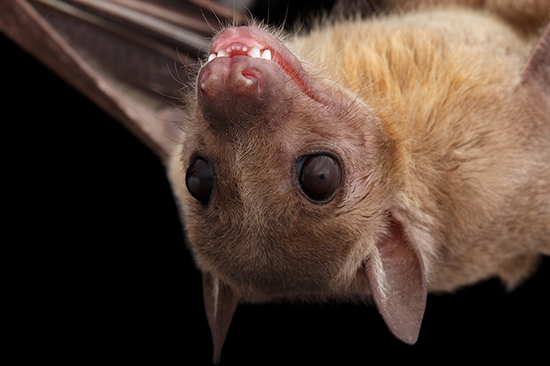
<box><xmin>364</xmin><ymin>216</ymin><xmax>427</xmax><ymax>345</ymax></box>
<box><xmin>203</xmin><ymin>273</ymin><xmax>239</xmax><ymax>364</ymax></box>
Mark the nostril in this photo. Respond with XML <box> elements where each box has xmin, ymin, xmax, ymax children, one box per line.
<box><xmin>199</xmin><ymin>69</ymin><xmax>211</xmax><ymax>85</ymax></box>
<box><xmin>241</xmin><ymin>70</ymin><xmax>260</xmax><ymax>84</ymax></box>
<box><xmin>242</xmin><ymin>72</ymin><xmax>256</xmax><ymax>80</ymax></box>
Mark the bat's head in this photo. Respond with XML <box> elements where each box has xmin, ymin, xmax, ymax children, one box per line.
<box><xmin>168</xmin><ymin>25</ymin><xmax>427</xmax><ymax>360</ymax></box>
<box><xmin>173</xmin><ymin>25</ymin><xmax>398</xmax><ymax>299</ymax></box>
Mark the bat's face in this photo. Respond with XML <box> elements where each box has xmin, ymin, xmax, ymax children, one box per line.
<box><xmin>169</xmin><ymin>26</ymin><xmax>396</xmax><ymax>302</ymax></box>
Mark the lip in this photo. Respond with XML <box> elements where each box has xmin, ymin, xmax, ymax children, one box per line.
<box><xmin>205</xmin><ymin>27</ymin><xmax>328</xmax><ymax>105</ymax></box>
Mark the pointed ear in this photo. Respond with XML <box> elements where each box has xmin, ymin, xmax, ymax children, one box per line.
<box><xmin>521</xmin><ymin>24</ymin><xmax>550</xmax><ymax>97</ymax></box>
<box><xmin>203</xmin><ymin>272</ymin><xmax>239</xmax><ymax>364</ymax></box>
<box><xmin>364</xmin><ymin>215</ymin><xmax>427</xmax><ymax>345</ymax></box>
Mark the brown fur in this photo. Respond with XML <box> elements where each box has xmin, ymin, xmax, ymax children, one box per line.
<box><xmin>166</xmin><ymin>1</ymin><xmax>550</xmax><ymax>358</ymax></box>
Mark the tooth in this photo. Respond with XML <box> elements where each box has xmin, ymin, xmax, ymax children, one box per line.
<box><xmin>208</xmin><ymin>53</ymin><xmax>216</xmax><ymax>62</ymax></box>
<box><xmin>249</xmin><ymin>47</ymin><xmax>261</xmax><ymax>58</ymax></box>
<box><xmin>261</xmin><ymin>49</ymin><xmax>272</xmax><ymax>60</ymax></box>
<box><xmin>218</xmin><ymin>49</ymin><xmax>229</xmax><ymax>57</ymax></box>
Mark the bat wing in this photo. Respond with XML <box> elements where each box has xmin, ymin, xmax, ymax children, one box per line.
<box><xmin>0</xmin><ymin>0</ymin><xmax>244</xmax><ymax>160</ymax></box>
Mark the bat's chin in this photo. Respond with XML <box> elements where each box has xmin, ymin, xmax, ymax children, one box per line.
<box><xmin>204</xmin><ymin>26</ymin><xmax>328</xmax><ymax>104</ymax></box>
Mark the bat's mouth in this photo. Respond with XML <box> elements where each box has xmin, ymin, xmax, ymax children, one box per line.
<box><xmin>207</xmin><ymin>27</ymin><xmax>327</xmax><ymax>105</ymax></box>
<box><xmin>208</xmin><ymin>43</ymin><xmax>272</xmax><ymax>61</ymax></box>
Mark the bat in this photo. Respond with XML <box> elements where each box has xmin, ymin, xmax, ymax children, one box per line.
<box><xmin>3</xmin><ymin>0</ymin><xmax>549</xmax><ymax>364</ymax></box>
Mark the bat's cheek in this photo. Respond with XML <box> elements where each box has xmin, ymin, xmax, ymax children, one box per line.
<box><xmin>187</xmin><ymin>224</ymin><xmax>366</xmax><ymax>302</ymax></box>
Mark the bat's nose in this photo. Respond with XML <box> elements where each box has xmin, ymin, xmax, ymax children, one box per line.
<box><xmin>199</xmin><ymin>56</ymin><xmax>261</xmax><ymax>101</ymax></box>
<box><xmin>196</xmin><ymin>54</ymin><xmax>290</xmax><ymax>134</ymax></box>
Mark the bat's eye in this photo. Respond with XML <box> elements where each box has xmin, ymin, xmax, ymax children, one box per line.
<box><xmin>298</xmin><ymin>155</ymin><xmax>341</xmax><ymax>201</ymax></box>
<box><xmin>186</xmin><ymin>158</ymin><xmax>214</xmax><ymax>204</ymax></box>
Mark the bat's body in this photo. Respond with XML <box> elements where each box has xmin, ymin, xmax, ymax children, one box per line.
<box><xmin>169</xmin><ymin>4</ymin><xmax>550</xmax><ymax>360</ymax></box>
<box><xmin>286</xmin><ymin>8</ymin><xmax>550</xmax><ymax>292</ymax></box>
<box><xmin>2</xmin><ymin>0</ymin><xmax>549</xmax><ymax>363</ymax></box>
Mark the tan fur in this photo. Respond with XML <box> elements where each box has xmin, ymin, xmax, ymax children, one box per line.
<box><xmin>385</xmin><ymin>0</ymin><xmax>550</xmax><ymax>32</ymax></box>
<box><xmin>168</xmin><ymin>0</ymin><xmax>549</xmax><ymax>315</ymax></box>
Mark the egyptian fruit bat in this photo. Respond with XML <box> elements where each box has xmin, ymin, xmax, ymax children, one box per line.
<box><xmin>2</xmin><ymin>0</ymin><xmax>549</xmax><ymax>364</ymax></box>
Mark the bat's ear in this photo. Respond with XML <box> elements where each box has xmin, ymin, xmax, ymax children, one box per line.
<box><xmin>203</xmin><ymin>272</ymin><xmax>239</xmax><ymax>364</ymax></box>
<box><xmin>520</xmin><ymin>24</ymin><xmax>550</xmax><ymax>96</ymax></box>
<box><xmin>363</xmin><ymin>214</ymin><xmax>427</xmax><ymax>345</ymax></box>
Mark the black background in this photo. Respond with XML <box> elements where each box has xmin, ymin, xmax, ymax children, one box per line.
<box><xmin>5</xmin><ymin>1</ymin><xmax>549</xmax><ymax>364</ymax></box>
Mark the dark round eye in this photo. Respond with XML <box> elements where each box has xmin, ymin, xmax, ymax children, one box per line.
<box><xmin>298</xmin><ymin>155</ymin><xmax>341</xmax><ymax>201</ymax></box>
<box><xmin>186</xmin><ymin>158</ymin><xmax>214</xmax><ymax>204</ymax></box>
